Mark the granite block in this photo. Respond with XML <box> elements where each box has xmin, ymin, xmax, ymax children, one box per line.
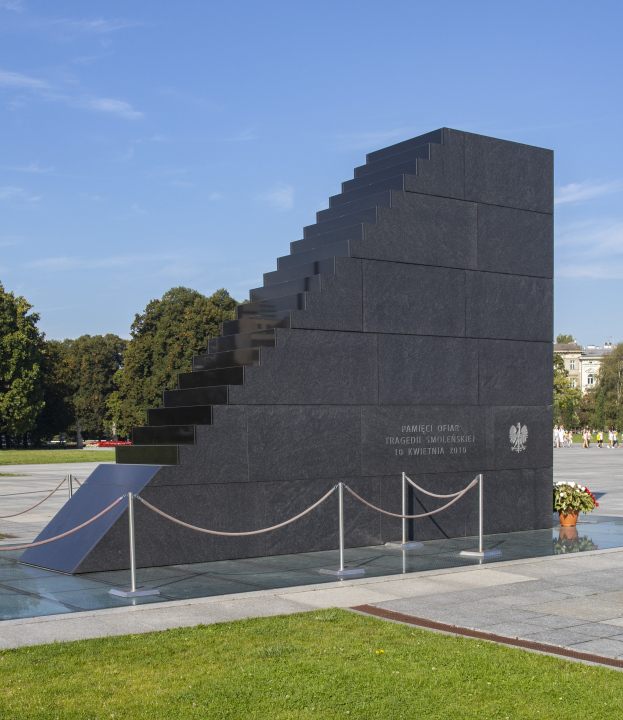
<box><xmin>362</xmin><ymin>260</ymin><xmax>466</xmax><ymax>336</ymax></box>
<box><xmin>492</xmin><ymin>406</ymin><xmax>552</xmax><ymax>470</ymax></box>
<box><xmin>351</xmin><ymin>191</ymin><xmax>477</xmax><ymax>270</ymax></box>
<box><xmin>361</xmin><ymin>405</ymin><xmax>491</xmax><ymax>477</ymax></box>
<box><xmin>228</xmin><ymin>329</ymin><xmax>377</xmax><ymax>405</ymax></box>
<box><xmin>250</xmin><ymin>275</ymin><xmax>320</xmax><ymax>302</ymax></box>
<box><xmin>317</xmin><ymin>190</ymin><xmax>392</xmax><ymax>222</ymax></box>
<box><xmin>366</xmin><ymin>128</ymin><xmax>443</xmax><ymax>163</ymax></box>
<box><xmin>355</xmin><ymin>143</ymin><xmax>431</xmax><ymax>178</ymax></box>
<box><xmin>483</xmin><ymin>469</ymin><xmax>550</xmax><ymax>534</ymax></box>
<box><xmin>478</xmin><ymin>340</ymin><xmax>552</xmax><ymax>406</ymax></box>
<box><xmin>277</xmin><ymin>241</ymin><xmax>350</xmax><ymax>270</ymax></box>
<box><xmin>304</xmin><ymin>207</ymin><xmax>378</xmax><ymax>238</ymax></box>
<box><xmin>378</xmin><ymin>335</ymin><xmax>478</xmax><ymax>405</ymax></box>
<box><xmin>264</xmin><ymin>257</ymin><xmax>335</xmax><ymax>285</ymax></box>
<box><xmin>291</xmin><ymin>257</ymin><xmax>363</xmax><ymax>331</ymax></box>
<box><xmin>236</xmin><ymin>295</ymin><xmax>305</xmax><ymax>319</ymax></box>
<box><xmin>466</xmin><ymin>271</ymin><xmax>553</xmax><ymax>342</ymax></box>
<box><xmin>464</xmin><ymin>132</ymin><xmax>554</xmax><ymax>213</ymax></box>
<box><xmin>291</xmin><ymin>225</ymin><xmax>364</xmax><ymax>255</ymax></box>
<box><xmin>247</xmin><ymin>406</ymin><xmax>361</xmax><ymax>483</ymax></box>
<box><xmin>477</xmin><ymin>204</ymin><xmax>553</xmax><ymax>278</ymax></box>
<box><xmin>403</xmin><ymin>128</ymin><xmax>465</xmax><ymax>200</ymax></box>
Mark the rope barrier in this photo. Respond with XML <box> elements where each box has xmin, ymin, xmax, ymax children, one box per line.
<box><xmin>136</xmin><ymin>485</ymin><xmax>338</xmax><ymax>537</ymax></box>
<box><xmin>344</xmin><ymin>478</ymin><xmax>478</xmax><ymax>519</ymax></box>
<box><xmin>405</xmin><ymin>473</ymin><xmax>477</xmax><ymax>499</ymax></box>
<box><xmin>0</xmin><ymin>496</ymin><xmax>124</xmax><ymax>551</ymax></box>
<box><xmin>0</xmin><ymin>476</ymin><xmax>68</xmax><ymax>518</ymax></box>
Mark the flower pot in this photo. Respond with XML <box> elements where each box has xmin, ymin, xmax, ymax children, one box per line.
<box><xmin>559</xmin><ymin>510</ymin><xmax>579</xmax><ymax>527</ymax></box>
<box><xmin>558</xmin><ymin>526</ymin><xmax>579</xmax><ymax>542</ymax></box>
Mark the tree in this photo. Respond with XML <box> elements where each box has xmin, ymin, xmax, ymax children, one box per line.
<box><xmin>64</xmin><ymin>334</ymin><xmax>126</xmax><ymax>438</ymax></box>
<box><xmin>553</xmin><ymin>353</ymin><xmax>582</xmax><ymax>427</ymax></box>
<box><xmin>33</xmin><ymin>340</ymin><xmax>74</xmax><ymax>442</ymax></box>
<box><xmin>593</xmin><ymin>343</ymin><xmax>623</xmax><ymax>429</ymax></box>
<box><xmin>556</xmin><ymin>334</ymin><xmax>575</xmax><ymax>345</ymax></box>
<box><xmin>113</xmin><ymin>287</ymin><xmax>238</xmax><ymax>435</ymax></box>
<box><xmin>0</xmin><ymin>282</ymin><xmax>45</xmax><ymax>440</ymax></box>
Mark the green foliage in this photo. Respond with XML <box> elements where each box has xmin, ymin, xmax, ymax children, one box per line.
<box><xmin>0</xmin><ymin>282</ymin><xmax>45</xmax><ymax>437</ymax></box>
<box><xmin>0</xmin><ymin>449</ymin><xmax>115</xmax><ymax>465</ymax></box>
<box><xmin>556</xmin><ymin>333</ymin><xmax>575</xmax><ymax>344</ymax></box>
<box><xmin>553</xmin><ymin>534</ymin><xmax>598</xmax><ymax>554</ymax></box>
<box><xmin>32</xmin><ymin>340</ymin><xmax>74</xmax><ymax>441</ymax></box>
<box><xmin>113</xmin><ymin>287</ymin><xmax>237</xmax><ymax>434</ymax></box>
<box><xmin>64</xmin><ymin>334</ymin><xmax>126</xmax><ymax>438</ymax></box>
<box><xmin>1</xmin><ymin>611</ymin><xmax>623</xmax><ymax>719</ymax></box>
<box><xmin>553</xmin><ymin>481</ymin><xmax>599</xmax><ymax>515</ymax></box>
<box><xmin>553</xmin><ymin>354</ymin><xmax>582</xmax><ymax>426</ymax></box>
<box><xmin>593</xmin><ymin>343</ymin><xmax>623</xmax><ymax>429</ymax></box>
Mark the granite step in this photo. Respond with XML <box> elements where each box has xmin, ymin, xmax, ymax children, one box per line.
<box><xmin>265</xmin><ymin>257</ymin><xmax>335</xmax><ymax>285</ymax></box>
<box><xmin>354</xmin><ymin>142</ymin><xmax>431</xmax><ymax>177</ymax></box>
<box><xmin>168</xmin><ymin>384</ymin><xmax>227</xmax><ymax>404</ymax></box>
<box><xmin>116</xmin><ymin>445</ymin><xmax>179</xmax><ymax>466</ymax></box>
<box><xmin>167</xmin><ymin>367</ymin><xmax>244</xmax><ymax>392</ymax></box>
<box><xmin>329</xmin><ymin>175</ymin><xmax>407</xmax><ymax>207</ymax></box>
<box><xmin>249</xmin><ymin>276</ymin><xmax>321</xmax><ymax>302</ymax></box>
<box><xmin>316</xmin><ymin>190</ymin><xmax>392</xmax><ymax>223</ymax></box>
<box><xmin>190</xmin><ymin>348</ymin><xmax>260</xmax><ymax>372</ymax></box>
<box><xmin>290</xmin><ymin>225</ymin><xmax>364</xmax><ymax>255</ymax></box>
<box><xmin>164</xmin><ymin>385</ymin><xmax>233</xmax><ymax>407</ymax></box>
<box><xmin>277</xmin><ymin>240</ymin><xmax>350</xmax><ymax>270</ymax></box>
<box><xmin>342</xmin><ymin>158</ymin><xmax>420</xmax><ymax>194</ymax></box>
<box><xmin>132</xmin><ymin>425</ymin><xmax>196</xmax><ymax>446</ymax></box>
<box><xmin>236</xmin><ymin>294</ymin><xmax>305</xmax><ymax>319</ymax></box>
<box><xmin>148</xmin><ymin>405</ymin><xmax>214</xmax><ymax>426</ymax></box>
<box><xmin>207</xmin><ymin>329</ymin><xmax>275</xmax><ymax>354</ymax></box>
<box><xmin>303</xmin><ymin>206</ymin><xmax>378</xmax><ymax>239</ymax></box>
<box><xmin>222</xmin><ymin>313</ymin><xmax>291</xmax><ymax>336</ymax></box>
<box><xmin>366</xmin><ymin>128</ymin><xmax>443</xmax><ymax>164</ymax></box>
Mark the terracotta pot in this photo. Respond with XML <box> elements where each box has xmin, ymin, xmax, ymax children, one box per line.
<box><xmin>559</xmin><ymin>510</ymin><xmax>579</xmax><ymax>527</ymax></box>
<box><xmin>558</xmin><ymin>526</ymin><xmax>579</xmax><ymax>542</ymax></box>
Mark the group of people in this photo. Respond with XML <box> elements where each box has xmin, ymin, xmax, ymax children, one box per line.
<box><xmin>553</xmin><ymin>425</ymin><xmax>621</xmax><ymax>449</ymax></box>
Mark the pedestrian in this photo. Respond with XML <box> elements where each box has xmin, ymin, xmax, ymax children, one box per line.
<box><xmin>568</xmin><ymin>429</ymin><xmax>574</xmax><ymax>447</ymax></box>
<box><xmin>609</xmin><ymin>428</ymin><xmax>614</xmax><ymax>449</ymax></box>
<box><xmin>554</xmin><ymin>425</ymin><xmax>560</xmax><ymax>448</ymax></box>
<box><xmin>558</xmin><ymin>425</ymin><xmax>565</xmax><ymax>449</ymax></box>
<box><xmin>598</xmin><ymin>430</ymin><xmax>603</xmax><ymax>448</ymax></box>
<box><xmin>615</xmin><ymin>430</ymin><xmax>619</xmax><ymax>449</ymax></box>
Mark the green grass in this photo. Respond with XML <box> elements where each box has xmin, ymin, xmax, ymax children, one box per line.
<box><xmin>0</xmin><ymin>610</ymin><xmax>621</xmax><ymax>719</ymax></box>
<box><xmin>0</xmin><ymin>472</ymin><xmax>29</xmax><ymax>476</ymax></box>
<box><xmin>0</xmin><ymin>449</ymin><xmax>115</xmax><ymax>465</ymax></box>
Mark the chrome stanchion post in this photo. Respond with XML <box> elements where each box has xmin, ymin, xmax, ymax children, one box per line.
<box><xmin>109</xmin><ymin>493</ymin><xmax>160</xmax><ymax>597</ymax></box>
<box><xmin>68</xmin><ymin>474</ymin><xmax>73</xmax><ymax>499</ymax></box>
<box><xmin>385</xmin><ymin>472</ymin><xmax>422</xmax><ymax>549</ymax></box>
<box><xmin>319</xmin><ymin>483</ymin><xmax>365</xmax><ymax>577</ymax></box>
<box><xmin>460</xmin><ymin>473</ymin><xmax>501</xmax><ymax>558</ymax></box>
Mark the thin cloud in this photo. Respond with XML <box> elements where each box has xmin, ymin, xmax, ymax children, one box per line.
<box><xmin>555</xmin><ymin>180</ymin><xmax>622</xmax><ymax>206</ymax></box>
<box><xmin>0</xmin><ymin>186</ymin><xmax>41</xmax><ymax>202</ymax></box>
<box><xmin>208</xmin><ymin>192</ymin><xmax>223</xmax><ymax>201</ymax></box>
<box><xmin>0</xmin><ymin>0</ymin><xmax>23</xmax><ymax>11</ymax></box>
<box><xmin>556</xmin><ymin>219</ymin><xmax>623</xmax><ymax>278</ymax></box>
<box><xmin>49</xmin><ymin>18</ymin><xmax>143</xmax><ymax>35</ymax></box>
<box><xmin>0</xmin><ymin>235</ymin><xmax>22</xmax><ymax>247</ymax></box>
<box><xmin>225</xmin><ymin>127</ymin><xmax>257</xmax><ymax>142</ymax></box>
<box><xmin>2</xmin><ymin>161</ymin><xmax>54</xmax><ymax>173</ymax></box>
<box><xmin>333</xmin><ymin>127</ymin><xmax>416</xmax><ymax>152</ymax></box>
<box><xmin>79</xmin><ymin>96</ymin><xmax>142</xmax><ymax>119</ymax></box>
<box><xmin>256</xmin><ymin>183</ymin><xmax>294</xmax><ymax>212</ymax></box>
<box><xmin>0</xmin><ymin>69</ymin><xmax>51</xmax><ymax>90</ymax></box>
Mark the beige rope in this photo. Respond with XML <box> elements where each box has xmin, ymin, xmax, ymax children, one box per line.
<box><xmin>136</xmin><ymin>485</ymin><xmax>337</xmax><ymax>536</ymax></box>
<box><xmin>0</xmin><ymin>496</ymin><xmax>125</xmax><ymax>551</ymax></box>
<box><xmin>344</xmin><ymin>478</ymin><xmax>478</xmax><ymax>519</ymax></box>
<box><xmin>0</xmin><ymin>476</ymin><xmax>68</xmax><ymax>518</ymax></box>
<box><xmin>405</xmin><ymin>473</ymin><xmax>480</xmax><ymax>499</ymax></box>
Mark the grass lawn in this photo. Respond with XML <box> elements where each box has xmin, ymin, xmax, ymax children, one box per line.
<box><xmin>0</xmin><ymin>449</ymin><xmax>115</xmax><ymax>465</ymax></box>
<box><xmin>0</xmin><ymin>610</ymin><xmax>621</xmax><ymax>719</ymax></box>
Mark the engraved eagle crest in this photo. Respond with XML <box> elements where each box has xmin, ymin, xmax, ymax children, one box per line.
<box><xmin>509</xmin><ymin>423</ymin><xmax>528</xmax><ymax>453</ymax></box>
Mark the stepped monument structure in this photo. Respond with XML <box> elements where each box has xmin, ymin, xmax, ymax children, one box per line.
<box><xmin>23</xmin><ymin>128</ymin><xmax>554</xmax><ymax>574</ymax></box>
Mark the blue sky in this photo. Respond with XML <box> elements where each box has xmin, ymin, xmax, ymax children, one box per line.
<box><xmin>1</xmin><ymin>0</ymin><xmax>621</xmax><ymax>345</ymax></box>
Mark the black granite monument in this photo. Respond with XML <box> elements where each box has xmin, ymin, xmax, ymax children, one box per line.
<box><xmin>22</xmin><ymin>128</ymin><xmax>554</xmax><ymax>574</ymax></box>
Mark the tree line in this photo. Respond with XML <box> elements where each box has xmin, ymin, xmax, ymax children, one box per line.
<box><xmin>0</xmin><ymin>282</ymin><xmax>238</xmax><ymax>446</ymax></box>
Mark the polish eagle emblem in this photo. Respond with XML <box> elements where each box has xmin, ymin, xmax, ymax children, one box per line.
<box><xmin>509</xmin><ymin>423</ymin><xmax>528</xmax><ymax>453</ymax></box>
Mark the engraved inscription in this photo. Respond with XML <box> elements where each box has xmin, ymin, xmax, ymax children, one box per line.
<box><xmin>385</xmin><ymin>423</ymin><xmax>476</xmax><ymax>457</ymax></box>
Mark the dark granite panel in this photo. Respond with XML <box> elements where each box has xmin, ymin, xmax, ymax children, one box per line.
<box><xmin>484</xmin><ymin>468</ymin><xmax>553</xmax><ymax>534</ymax></box>
<box><xmin>362</xmin><ymin>260</ymin><xmax>465</xmax><ymax>336</ymax></box>
<box><xmin>222</xmin><ymin>314</ymin><xmax>291</xmax><ymax>337</ymax></box>
<box><xmin>378</xmin><ymin>336</ymin><xmax>478</xmax><ymax>405</ymax></box>
<box><xmin>403</xmin><ymin>128</ymin><xmax>465</xmax><ymax>200</ymax></box>
<box><xmin>207</xmin><ymin>330</ymin><xmax>276</xmax><ymax>354</ymax></box>
<box><xmin>278</xmin><ymin>240</ymin><xmax>350</xmax><ymax>270</ymax></box>
<box><xmin>116</xmin><ymin>445</ymin><xmax>179</xmax><ymax>465</ymax></box>
<box><xmin>172</xmin><ymin>368</ymin><xmax>244</xmax><ymax>394</ymax></box>
<box><xmin>361</xmin><ymin>405</ymin><xmax>491</xmax><ymax>477</ymax></box>
<box><xmin>148</xmin><ymin>405</ymin><xmax>214</xmax><ymax>426</ymax></box>
<box><xmin>164</xmin><ymin>386</ymin><xmax>232</xmax><ymax>408</ymax></box>
<box><xmin>20</xmin><ymin>464</ymin><xmax>160</xmax><ymax>573</ymax></box>
<box><xmin>265</xmin><ymin>257</ymin><xmax>335</xmax><ymax>286</ymax></box>
<box><xmin>236</xmin><ymin>295</ymin><xmax>305</xmax><ymax>319</ymax></box>
<box><xmin>153</xmin><ymin>406</ymin><xmax>249</xmax><ymax>486</ymax></box>
<box><xmin>477</xmin><ymin>204</ymin><xmax>553</xmax><ymax>278</ymax></box>
<box><xmin>466</xmin><ymin>272</ymin><xmax>553</xmax><ymax>342</ymax></box>
<box><xmin>247</xmin><ymin>406</ymin><xmax>361</xmax><ymax>483</ymax></box>
<box><xmin>533</xmin><ymin>467</ymin><xmax>555</xmax><ymax>529</ymax></box>
<box><xmin>250</xmin><ymin>276</ymin><xmax>320</xmax><ymax>302</ymax></box>
<box><xmin>330</xmin><ymin>175</ymin><xmax>407</xmax><ymax>207</ymax></box>
<box><xmin>317</xmin><ymin>190</ymin><xmax>392</xmax><ymax>223</ymax></box>
<box><xmin>479</xmin><ymin>340</ymin><xmax>552</xmax><ymax>406</ymax></box>
<box><xmin>185</xmin><ymin>348</ymin><xmax>259</xmax><ymax>374</ymax></box>
<box><xmin>342</xmin><ymin>159</ymin><xmax>420</xmax><ymax>193</ymax></box>
<box><xmin>351</xmin><ymin>192</ymin><xmax>477</xmax><ymax>270</ymax></box>
<box><xmin>228</xmin><ymin>329</ymin><xmax>377</xmax><ymax>405</ymax></box>
<box><xmin>167</xmin><ymin>385</ymin><xmax>226</xmax><ymax>406</ymax></box>
<box><xmin>132</xmin><ymin>425</ymin><xmax>195</xmax><ymax>446</ymax></box>
<box><xmin>492</xmin><ymin>405</ymin><xmax>552</xmax><ymax>470</ymax></box>
<box><xmin>464</xmin><ymin>132</ymin><xmax>554</xmax><ymax>213</ymax></box>
<box><xmin>366</xmin><ymin>129</ymin><xmax>443</xmax><ymax>163</ymax></box>
<box><xmin>355</xmin><ymin>143</ymin><xmax>430</xmax><ymax>177</ymax></box>
<box><xmin>304</xmin><ymin>207</ymin><xmax>377</xmax><ymax>239</ymax></box>
<box><xmin>291</xmin><ymin>225</ymin><xmax>364</xmax><ymax>254</ymax></box>
<box><xmin>290</xmin><ymin>257</ymin><xmax>363</xmax><ymax>332</ymax></box>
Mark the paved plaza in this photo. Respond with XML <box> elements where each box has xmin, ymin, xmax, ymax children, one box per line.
<box><xmin>1</xmin><ymin>450</ymin><xmax>623</xmax><ymax>665</ymax></box>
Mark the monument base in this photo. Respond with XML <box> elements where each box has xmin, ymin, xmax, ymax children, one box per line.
<box><xmin>459</xmin><ymin>549</ymin><xmax>502</xmax><ymax>558</ymax></box>
<box><xmin>318</xmin><ymin>567</ymin><xmax>366</xmax><ymax>577</ymax></box>
<box><xmin>385</xmin><ymin>541</ymin><xmax>423</xmax><ymax>549</ymax></box>
<box><xmin>108</xmin><ymin>587</ymin><xmax>161</xmax><ymax>598</ymax></box>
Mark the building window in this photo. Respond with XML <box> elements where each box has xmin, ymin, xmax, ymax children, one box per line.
<box><xmin>570</xmin><ymin>378</ymin><xmax>576</xmax><ymax>388</ymax></box>
<box><xmin>570</xmin><ymin>360</ymin><xmax>575</xmax><ymax>370</ymax></box>
<box><xmin>587</xmin><ymin>375</ymin><xmax>595</xmax><ymax>386</ymax></box>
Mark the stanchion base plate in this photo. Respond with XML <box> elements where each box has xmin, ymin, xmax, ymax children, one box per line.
<box><xmin>459</xmin><ymin>550</ymin><xmax>502</xmax><ymax>558</ymax></box>
<box><xmin>318</xmin><ymin>568</ymin><xmax>366</xmax><ymax>577</ymax></box>
<box><xmin>109</xmin><ymin>586</ymin><xmax>161</xmax><ymax>598</ymax></box>
<box><xmin>385</xmin><ymin>541</ymin><xmax>423</xmax><ymax>549</ymax></box>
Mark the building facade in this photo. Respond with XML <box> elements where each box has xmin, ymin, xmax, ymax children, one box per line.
<box><xmin>554</xmin><ymin>341</ymin><xmax>612</xmax><ymax>394</ymax></box>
